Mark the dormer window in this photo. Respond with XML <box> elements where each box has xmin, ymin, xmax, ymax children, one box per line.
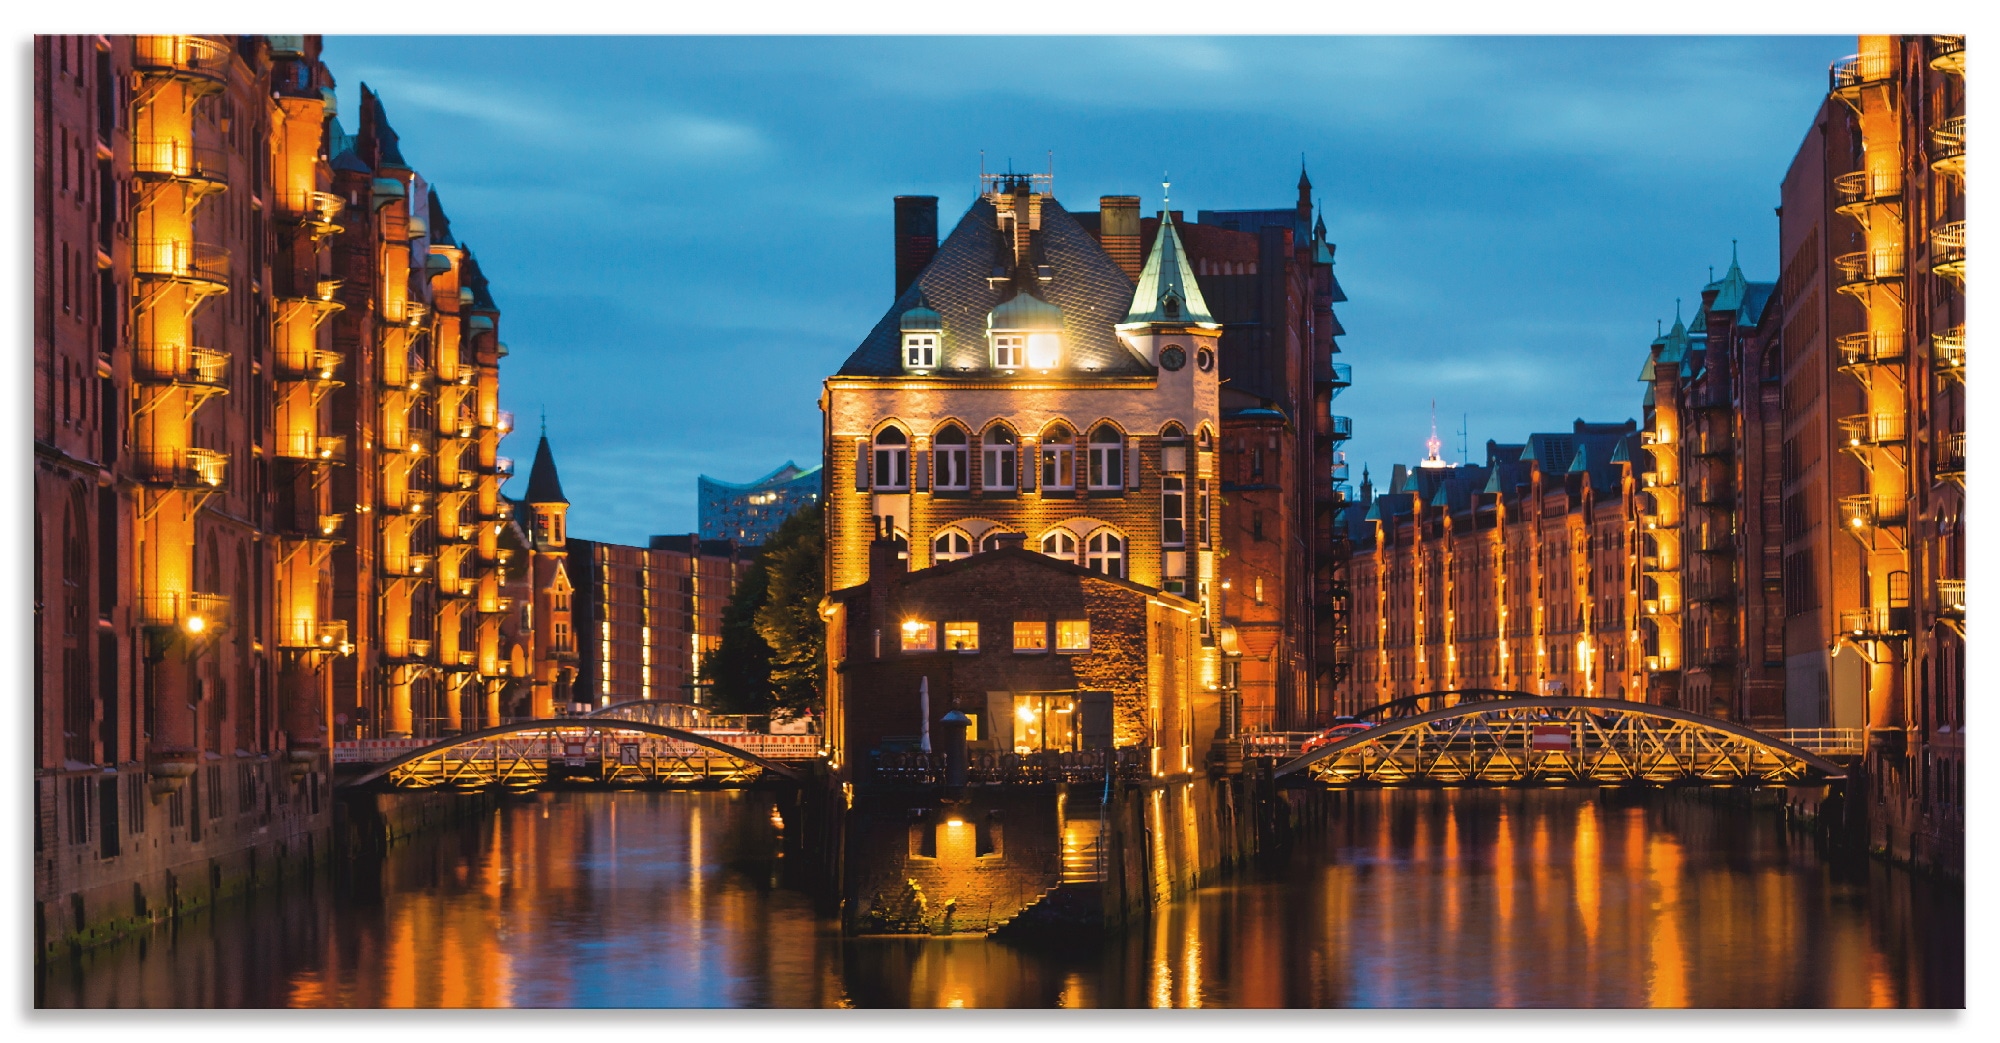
<box><xmin>993</xmin><ymin>334</ymin><xmax>1024</xmax><ymax>370</ymax></box>
<box><xmin>904</xmin><ymin>333</ymin><xmax>936</xmax><ymax>370</ymax></box>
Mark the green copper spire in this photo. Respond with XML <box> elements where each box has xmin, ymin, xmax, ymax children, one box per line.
<box><xmin>1120</xmin><ymin>199</ymin><xmax>1215</xmax><ymax>327</ymax></box>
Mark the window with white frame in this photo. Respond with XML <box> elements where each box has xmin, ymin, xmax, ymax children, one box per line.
<box><xmin>993</xmin><ymin>334</ymin><xmax>1024</xmax><ymax>370</ymax></box>
<box><xmin>982</xmin><ymin>425</ymin><xmax>1016</xmax><ymax>491</ymax></box>
<box><xmin>980</xmin><ymin>530</ymin><xmax>1016</xmax><ymax>552</ymax></box>
<box><xmin>1041</xmin><ymin>424</ymin><xmax>1075</xmax><ymax>491</ymax></box>
<box><xmin>873</xmin><ymin>427</ymin><xmax>909</xmax><ymax>490</ymax></box>
<box><xmin>1087</xmin><ymin>424</ymin><xmax>1124</xmax><ymax>490</ymax></box>
<box><xmin>933</xmin><ymin>529</ymin><xmax>972</xmax><ymax>563</ymax></box>
<box><xmin>1197</xmin><ymin>478</ymin><xmax>1211</xmax><ymax>546</ymax></box>
<box><xmin>1161</xmin><ymin>475</ymin><xmax>1186</xmax><ymax>547</ymax></box>
<box><xmin>1041</xmin><ymin>530</ymin><xmax>1078</xmax><ymax>562</ymax></box>
<box><xmin>904</xmin><ymin>333</ymin><xmax>936</xmax><ymax>370</ymax></box>
<box><xmin>1086</xmin><ymin>530</ymin><xmax>1125</xmax><ymax>578</ymax></box>
<box><xmin>934</xmin><ymin>426</ymin><xmax>969</xmax><ymax>491</ymax></box>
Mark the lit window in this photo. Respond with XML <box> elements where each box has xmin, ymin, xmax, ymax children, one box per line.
<box><xmin>904</xmin><ymin>333</ymin><xmax>936</xmax><ymax>370</ymax></box>
<box><xmin>1087</xmin><ymin>424</ymin><xmax>1124</xmax><ymax>490</ymax></box>
<box><xmin>935</xmin><ymin>426</ymin><xmax>969</xmax><ymax>491</ymax></box>
<box><xmin>1041</xmin><ymin>530</ymin><xmax>1078</xmax><ymax>562</ymax></box>
<box><xmin>944</xmin><ymin>621</ymin><xmax>978</xmax><ymax>652</ymax></box>
<box><xmin>1040</xmin><ymin>424</ymin><xmax>1075</xmax><ymax>491</ymax></box>
<box><xmin>993</xmin><ymin>334</ymin><xmax>1024</xmax><ymax>370</ymax></box>
<box><xmin>982</xmin><ymin>426</ymin><xmax>1016</xmax><ymax>491</ymax></box>
<box><xmin>1161</xmin><ymin>475</ymin><xmax>1185</xmax><ymax>547</ymax></box>
<box><xmin>933</xmin><ymin>530</ymin><xmax>972</xmax><ymax>563</ymax></box>
<box><xmin>900</xmin><ymin>620</ymin><xmax>935</xmax><ymax>652</ymax></box>
<box><xmin>1055</xmin><ymin>620</ymin><xmax>1090</xmax><ymax>652</ymax></box>
<box><xmin>1086</xmin><ymin>531</ymin><xmax>1125</xmax><ymax>578</ymax></box>
<box><xmin>1013</xmin><ymin>621</ymin><xmax>1048</xmax><ymax>652</ymax></box>
<box><xmin>873</xmin><ymin>427</ymin><xmax>909</xmax><ymax>490</ymax></box>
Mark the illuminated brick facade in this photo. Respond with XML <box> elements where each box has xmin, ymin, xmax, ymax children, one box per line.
<box><xmin>572</xmin><ymin>534</ymin><xmax>751</xmax><ymax>709</ymax></box>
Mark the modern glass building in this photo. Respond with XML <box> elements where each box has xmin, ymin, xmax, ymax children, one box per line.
<box><xmin>698</xmin><ymin>462</ymin><xmax>821</xmax><ymax>546</ymax></box>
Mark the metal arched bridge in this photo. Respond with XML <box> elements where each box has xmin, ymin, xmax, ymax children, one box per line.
<box><xmin>1268</xmin><ymin>694</ymin><xmax>1855</xmax><ymax>787</ymax></box>
<box><xmin>338</xmin><ymin>712</ymin><xmax>814</xmax><ymax>791</ymax></box>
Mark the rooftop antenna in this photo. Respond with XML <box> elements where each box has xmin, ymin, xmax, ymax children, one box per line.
<box><xmin>1162</xmin><ymin>172</ymin><xmax>1171</xmax><ymax>211</ymax></box>
<box><xmin>539</xmin><ymin>407</ymin><xmax>546</xmax><ymax>437</ymax></box>
<box><xmin>1458</xmin><ymin>412</ymin><xmax>1469</xmax><ymax>466</ymax></box>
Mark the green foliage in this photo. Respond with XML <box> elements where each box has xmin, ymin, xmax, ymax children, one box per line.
<box><xmin>699</xmin><ymin>502</ymin><xmax>824</xmax><ymax>721</ymax></box>
<box><xmin>753</xmin><ymin>503</ymin><xmax>826</xmax><ymax>721</ymax></box>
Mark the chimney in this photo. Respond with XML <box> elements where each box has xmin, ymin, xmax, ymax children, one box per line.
<box><xmin>1099</xmin><ymin>195</ymin><xmax>1142</xmax><ymax>280</ymax></box>
<box><xmin>894</xmin><ymin>196</ymin><xmax>938</xmax><ymax>298</ymax></box>
<box><xmin>868</xmin><ymin>534</ymin><xmax>907</xmax><ymax>584</ymax></box>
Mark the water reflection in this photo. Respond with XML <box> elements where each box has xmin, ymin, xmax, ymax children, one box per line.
<box><xmin>37</xmin><ymin>787</ymin><xmax>1961</xmax><ymax>1008</ymax></box>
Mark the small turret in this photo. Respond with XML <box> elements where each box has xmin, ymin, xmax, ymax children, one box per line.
<box><xmin>525</xmin><ymin>427</ymin><xmax>569</xmax><ymax>548</ymax></box>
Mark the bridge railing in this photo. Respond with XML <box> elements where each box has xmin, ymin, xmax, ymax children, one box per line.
<box><xmin>1243</xmin><ymin>732</ymin><xmax>1321</xmax><ymax>759</ymax></box>
<box><xmin>334</xmin><ymin>726</ymin><xmax>822</xmax><ymax>765</ymax></box>
<box><xmin>868</xmin><ymin>747</ymin><xmax>1150</xmax><ymax>786</ymax></box>
<box><xmin>1764</xmin><ymin>728</ymin><xmax>1866</xmax><ymax>757</ymax></box>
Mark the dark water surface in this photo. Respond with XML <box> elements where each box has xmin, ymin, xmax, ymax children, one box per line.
<box><xmin>37</xmin><ymin>787</ymin><xmax>1963</xmax><ymax>1008</ymax></box>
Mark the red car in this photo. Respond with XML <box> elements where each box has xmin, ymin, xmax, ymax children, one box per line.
<box><xmin>1300</xmin><ymin>721</ymin><xmax>1373</xmax><ymax>754</ymax></box>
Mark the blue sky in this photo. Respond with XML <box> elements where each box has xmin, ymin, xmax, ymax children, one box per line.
<box><xmin>320</xmin><ymin>35</ymin><xmax>1850</xmax><ymax>546</ymax></box>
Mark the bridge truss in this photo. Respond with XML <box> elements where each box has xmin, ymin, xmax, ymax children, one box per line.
<box><xmin>1274</xmin><ymin>696</ymin><xmax>1847</xmax><ymax>786</ymax></box>
<box><xmin>340</xmin><ymin>719</ymin><xmax>805</xmax><ymax>791</ymax></box>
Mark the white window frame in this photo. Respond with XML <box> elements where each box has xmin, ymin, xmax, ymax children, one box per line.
<box><xmin>1041</xmin><ymin>530</ymin><xmax>1078</xmax><ymax>562</ymax></box>
<box><xmin>873</xmin><ymin>431</ymin><xmax>909</xmax><ymax>491</ymax></box>
<box><xmin>1161</xmin><ymin>475</ymin><xmax>1186</xmax><ymax>547</ymax></box>
<box><xmin>1086</xmin><ymin>530</ymin><xmax>1125</xmax><ymax>578</ymax></box>
<box><xmin>1041</xmin><ymin>437</ymin><xmax>1075</xmax><ymax>491</ymax></box>
<box><xmin>1087</xmin><ymin>428</ymin><xmax>1124</xmax><ymax>491</ymax></box>
<box><xmin>933</xmin><ymin>529</ymin><xmax>972</xmax><ymax>563</ymax></box>
<box><xmin>982</xmin><ymin>432</ymin><xmax>1016</xmax><ymax>492</ymax></box>
<box><xmin>904</xmin><ymin>333</ymin><xmax>936</xmax><ymax>370</ymax></box>
<box><xmin>993</xmin><ymin>334</ymin><xmax>1025</xmax><ymax>370</ymax></box>
<box><xmin>935</xmin><ymin>429</ymin><xmax>970</xmax><ymax>492</ymax></box>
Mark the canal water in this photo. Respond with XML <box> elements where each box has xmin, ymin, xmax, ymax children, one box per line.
<box><xmin>37</xmin><ymin>787</ymin><xmax>1962</xmax><ymax>1008</ymax></box>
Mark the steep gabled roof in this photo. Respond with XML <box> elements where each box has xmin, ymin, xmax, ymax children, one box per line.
<box><xmin>837</xmin><ymin>196</ymin><xmax>1150</xmax><ymax>378</ymax></box>
<box><xmin>525</xmin><ymin>435</ymin><xmax>567</xmax><ymax>504</ymax></box>
<box><xmin>1123</xmin><ymin>212</ymin><xmax>1216</xmax><ymax>325</ymax></box>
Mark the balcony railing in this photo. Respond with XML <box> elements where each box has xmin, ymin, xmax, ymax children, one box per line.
<box><xmin>133</xmin><ymin>35</ymin><xmax>231</xmax><ymax>82</ymax></box>
<box><xmin>279</xmin><ymin>617</ymin><xmax>351</xmax><ymax>651</ymax></box>
<box><xmin>1937</xmin><ymin>579</ymin><xmax>1965</xmax><ymax>618</ymax></box>
<box><xmin>1930</xmin><ymin>36</ymin><xmax>1966</xmax><ymax>75</ymax></box>
<box><xmin>495</xmin><ymin>410</ymin><xmax>515</xmax><ymax>434</ymax></box>
<box><xmin>1933</xmin><ymin>327</ymin><xmax>1965</xmax><ymax>382</ymax></box>
<box><xmin>135</xmin><ymin>447</ymin><xmax>228</xmax><ymax>489</ymax></box>
<box><xmin>135</xmin><ymin>591</ymin><xmax>231</xmax><ymax>632</ymax></box>
<box><xmin>384</xmin><ymin>553</ymin><xmax>433</xmax><ymax>578</ymax></box>
<box><xmin>1936</xmin><ymin>432</ymin><xmax>1966</xmax><ymax>481</ymax></box>
<box><xmin>134</xmin><ymin>239</ymin><xmax>229</xmax><ymax>288</ymax></box>
<box><xmin>1329</xmin><ymin>414</ymin><xmax>1353</xmax><ymax>442</ymax></box>
<box><xmin>1840</xmin><ymin>492</ymin><xmax>1907</xmax><ymax>531</ymax></box>
<box><xmin>1930</xmin><ymin>221</ymin><xmax>1965</xmax><ymax>280</ymax></box>
<box><xmin>1834</xmin><ymin>248</ymin><xmax>1904</xmax><ymax>287</ymax></box>
<box><xmin>279</xmin><ymin>189</ymin><xmax>345</xmax><ymax>227</ymax></box>
<box><xmin>1839</xmin><ymin>411</ymin><xmax>1907</xmax><ymax>448</ymax></box>
<box><xmin>479</xmin><ymin>596</ymin><xmax>516</xmax><ymax>615</ymax></box>
<box><xmin>1931</xmin><ymin>116</ymin><xmax>1966</xmax><ymax>175</ymax></box>
<box><xmin>1840</xmin><ymin>606</ymin><xmax>1910</xmax><ymax>637</ymax></box>
<box><xmin>1830</xmin><ymin>51</ymin><xmax>1894</xmax><ymax>93</ymax></box>
<box><xmin>387</xmin><ymin>638</ymin><xmax>434</xmax><ymax>660</ymax></box>
<box><xmin>442</xmin><ymin>579</ymin><xmax>478</xmax><ymax>600</ymax></box>
<box><xmin>276</xmin><ymin>431</ymin><xmax>348</xmax><ymax>464</ymax></box>
<box><xmin>1834</xmin><ymin>168</ymin><xmax>1901</xmax><ymax>208</ymax></box>
<box><xmin>131</xmin><ymin>139</ymin><xmax>229</xmax><ymax>188</ymax></box>
<box><xmin>1837</xmin><ymin>330</ymin><xmax>1905</xmax><ymax>367</ymax></box>
<box><xmin>1692</xmin><ymin>431</ymin><xmax>1734</xmax><ymax>458</ymax></box>
<box><xmin>1685</xmin><ymin>384</ymin><xmax>1732</xmax><ymax>411</ymax></box>
<box><xmin>494</xmin><ymin>456</ymin><xmax>516</xmax><ymax>477</ymax></box>
<box><xmin>1688</xmin><ymin>578</ymin><xmax>1737</xmax><ymax>604</ymax></box>
<box><xmin>1327</xmin><ymin>362</ymin><xmax>1352</xmax><ymax>391</ymax></box>
<box><xmin>277</xmin><ymin>348</ymin><xmax>343</xmax><ymax>383</ymax></box>
<box><xmin>135</xmin><ymin>344</ymin><xmax>230</xmax><ymax>389</ymax></box>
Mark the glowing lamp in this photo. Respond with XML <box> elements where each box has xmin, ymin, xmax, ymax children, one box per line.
<box><xmin>1026</xmin><ymin>333</ymin><xmax>1061</xmax><ymax>370</ymax></box>
<box><xmin>946</xmin><ymin>817</ymin><xmax>966</xmax><ymax>828</ymax></box>
<box><xmin>902</xmin><ymin>620</ymin><xmax>922</xmax><ymax>634</ymax></box>
<box><xmin>184</xmin><ymin>615</ymin><xmax>206</xmax><ymax>635</ymax></box>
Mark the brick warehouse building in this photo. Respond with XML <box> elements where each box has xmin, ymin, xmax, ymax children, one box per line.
<box><xmin>1337</xmin><ymin>420</ymin><xmax>1644</xmax><ymax>711</ymax></box>
<box><xmin>1770</xmin><ymin>36</ymin><xmax>1964</xmax><ymax>871</ymax></box>
<box><xmin>32</xmin><ymin>35</ymin><xmax>529</xmax><ymax>956</ymax></box>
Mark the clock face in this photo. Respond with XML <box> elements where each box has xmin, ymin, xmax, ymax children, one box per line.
<box><xmin>1159</xmin><ymin>345</ymin><xmax>1187</xmax><ymax>371</ymax></box>
<box><xmin>1196</xmin><ymin>347</ymin><xmax>1215</xmax><ymax>372</ymax></box>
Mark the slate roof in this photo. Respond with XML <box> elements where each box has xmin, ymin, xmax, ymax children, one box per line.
<box><xmin>837</xmin><ymin>196</ymin><xmax>1152</xmax><ymax>378</ymax></box>
<box><xmin>525</xmin><ymin>435</ymin><xmax>567</xmax><ymax>504</ymax></box>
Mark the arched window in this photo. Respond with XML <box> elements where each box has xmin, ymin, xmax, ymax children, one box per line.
<box><xmin>1087</xmin><ymin>424</ymin><xmax>1124</xmax><ymax>491</ymax></box>
<box><xmin>981</xmin><ymin>425</ymin><xmax>1016</xmax><ymax>492</ymax></box>
<box><xmin>1041</xmin><ymin>530</ymin><xmax>1078</xmax><ymax>562</ymax></box>
<box><xmin>1086</xmin><ymin>530</ymin><xmax>1125</xmax><ymax>578</ymax></box>
<box><xmin>1041</xmin><ymin>423</ymin><xmax>1075</xmax><ymax>492</ymax></box>
<box><xmin>873</xmin><ymin>426</ymin><xmax>909</xmax><ymax>491</ymax></box>
<box><xmin>1196</xmin><ymin>425</ymin><xmax>1213</xmax><ymax>451</ymax></box>
<box><xmin>933</xmin><ymin>529</ymin><xmax>973</xmax><ymax>563</ymax></box>
<box><xmin>1160</xmin><ymin>422</ymin><xmax>1187</xmax><ymax>442</ymax></box>
<box><xmin>980</xmin><ymin>530</ymin><xmax>1016</xmax><ymax>552</ymax></box>
<box><xmin>934</xmin><ymin>425</ymin><xmax>969</xmax><ymax>491</ymax></box>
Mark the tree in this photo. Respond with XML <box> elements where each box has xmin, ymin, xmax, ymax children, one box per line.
<box><xmin>754</xmin><ymin>503</ymin><xmax>825</xmax><ymax>721</ymax></box>
<box><xmin>699</xmin><ymin>502</ymin><xmax>824</xmax><ymax>721</ymax></box>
